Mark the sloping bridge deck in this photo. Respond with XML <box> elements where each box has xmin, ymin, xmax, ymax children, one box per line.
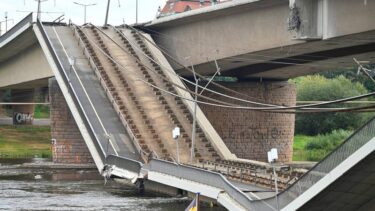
<box><xmin>33</xmin><ymin>20</ymin><xmax>375</xmax><ymax>211</ymax></box>
<box><xmin>44</xmin><ymin>25</ymin><xmax>139</xmax><ymax>161</ymax></box>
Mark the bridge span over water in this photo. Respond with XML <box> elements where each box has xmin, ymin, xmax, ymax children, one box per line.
<box><xmin>0</xmin><ymin>0</ymin><xmax>375</xmax><ymax>209</ymax></box>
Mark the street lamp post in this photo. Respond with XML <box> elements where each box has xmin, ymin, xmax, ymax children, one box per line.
<box><xmin>104</xmin><ymin>0</ymin><xmax>111</xmax><ymax>26</ymax></box>
<box><xmin>35</xmin><ymin>0</ymin><xmax>48</xmax><ymax>20</ymax></box>
<box><xmin>135</xmin><ymin>0</ymin><xmax>138</xmax><ymax>24</ymax></box>
<box><xmin>268</xmin><ymin>148</ymin><xmax>280</xmax><ymax>211</ymax></box>
<box><xmin>73</xmin><ymin>2</ymin><xmax>97</xmax><ymax>24</ymax></box>
<box><xmin>173</xmin><ymin>127</ymin><xmax>181</xmax><ymax>163</ymax></box>
<box><xmin>0</xmin><ymin>13</ymin><xmax>14</xmax><ymax>36</ymax></box>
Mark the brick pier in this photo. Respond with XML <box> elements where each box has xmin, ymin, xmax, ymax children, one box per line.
<box><xmin>49</xmin><ymin>78</ymin><xmax>93</xmax><ymax>164</ymax></box>
<box><xmin>199</xmin><ymin>81</ymin><xmax>296</xmax><ymax>163</ymax></box>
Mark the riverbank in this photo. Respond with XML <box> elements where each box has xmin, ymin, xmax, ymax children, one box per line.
<box><xmin>0</xmin><ymin>125</ymin><xmax>51</xmax><ymax>158</ymax></box>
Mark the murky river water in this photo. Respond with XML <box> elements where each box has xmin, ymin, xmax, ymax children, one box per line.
<box><xmin>0</xmin><ymin>159</ymin><xmax>225</xmax><ymax>211</ymax></box>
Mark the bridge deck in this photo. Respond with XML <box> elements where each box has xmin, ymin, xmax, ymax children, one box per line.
<box><xmin>43</xmin><ymin>25</ymin><xmax>140</xmax><ymax>161</ymax></box>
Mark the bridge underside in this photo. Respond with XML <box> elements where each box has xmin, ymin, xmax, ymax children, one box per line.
<box><xmin>199</xmin><ymin>30</ymin><xmax>375</xmax><ymax>80</ymax></box>
<box><xmin>145</xmin><ymin>0</ymin><xmax>375</xmax><ymax>80</ymax></box>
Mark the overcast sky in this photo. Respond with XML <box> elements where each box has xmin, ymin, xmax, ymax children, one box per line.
<box><xmin>0</xmin><ymin>0</ymin><xmax>166</xmax><ymax>32</ymax></box>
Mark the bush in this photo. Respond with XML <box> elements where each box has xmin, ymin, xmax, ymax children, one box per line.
<box><xmin>303</xmin><ymin>129</ymin><xmax>352</xmax><ymax>161</ymax></box>
<box><xmin>293</xmin><ymin>75</ymin><xmax>371</xmax><ymax>135</ymax></box>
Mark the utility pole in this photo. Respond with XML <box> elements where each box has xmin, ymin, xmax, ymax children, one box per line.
<box><xmin>0</xmin><ymin>12</ymin><xmax>14</xmax><ymax>36</ymax></box>
<box><xmin>268</xmin><ymin>148</ymin><xmax>279</xmax><ymax>211</ymax></box>
<box><xmin>104</xmin><ymin>0</ymin><xmax>111</xmax><ymax>26</ymax></box>
<box><xmin>5</xmin><ymin>12</ymin><xmax>8</xmax><ymax>32</ymax></box>
<box><xmin>73</xmin><ymin>2</ymin><xmax>97</xmax><ymax>24</ymax></box>
<box><xmin>36</xmin><ymin>0</ymin><xmax>49</xmax><ymax>20</ymax></box>
<box><xmin>136</xmin><ymin>0</ymin><xmax>138</xmax><ymax>24</ymax></box>
<box><xmin>185</xmin><ymin>56</ymin><xmax>221</xmax><ymax>163</ymax></box>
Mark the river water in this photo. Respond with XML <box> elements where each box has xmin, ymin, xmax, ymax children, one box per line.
<box><xmin>0</xmin><ymin>159</ymin><xmax>225</xmax><ymax>211</ymax></box>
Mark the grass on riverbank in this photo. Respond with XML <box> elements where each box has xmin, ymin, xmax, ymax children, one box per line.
<box><xmin>0</xmin><ymin>126</ymin><xmax>51</xmax><ymax>158</ymax></box>
<box><xmin>34</xmin><ymin>105</ymin><xmax>50</xmax><ymax>119</ymax></box>
<box><xmin>293</xmin><ymin>130</ymin><xmax>352</xmax><ymax>161</ymax></box>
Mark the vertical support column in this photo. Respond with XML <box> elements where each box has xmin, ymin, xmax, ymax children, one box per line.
<box><xmin>199</xmin><ymin>81</ymin><xmax>296</xmax><ymax>163</ymax></box>
<box><xmin>11</xmin><ymin>89</ymin><xmax>35</xmax><ymax>125</ymax></box>
<box><xmin>49</xmin><ymin>78</ymin><xmax>93</xmax><ymax>164</ymax></box>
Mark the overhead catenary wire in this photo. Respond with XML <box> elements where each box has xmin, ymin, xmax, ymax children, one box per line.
<box><xmin>76</xmin><ymin>24</ymin><xmax>375</xmax><ymax>113</ymax></box>
<box><xmin>97</xmin><ymin>24</ymin><xmax>375</xmax><ymax>111</ymax></box>
<box><xmin>122</xmin><ymin>24</ymin><xmax>375</xmax><ymax>111</ymax></box>
<box><xmin>134</xmin><ymin>25</ymin><xmax>375</xmax><ymax>108</ymax></box>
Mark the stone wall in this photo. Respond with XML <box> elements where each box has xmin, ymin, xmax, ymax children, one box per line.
<box><xmin>198</xmin><ymin>81</ymin><xmax>296</xmax><ymax>163</ymax></box>
<box><xmin>49</xmin><ymin>78</ymin><xmax>93</xmax><ymax>164</ymax></box>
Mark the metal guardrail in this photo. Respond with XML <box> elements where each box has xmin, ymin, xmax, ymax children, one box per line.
<box><xmin>36</xmin><ymin>20</ymin><xmax>106</xmax><ymax>162</ymax></box>
<box><xmin>250</xmin><ymin>116</ymin><xmax>375</xmax><ymax>210</ymax></box>
<box><xmin>149</xmin><ymin>159</ymin><xmax>256</xmax><ymax>210</ymax></box>
<box><xmin>37</xmin><ymin>21</ymin><xmax>144</xmax><ymax>177</ymax></box>
<box><xmin>70</xmin><ymin>24</ymin><xmax>151</xmax><ymax>161</ymax></box>
<box><xmin>149</xmin><ymin>114</ymin><xmax>375</xmax><ymax>210</ymax></box>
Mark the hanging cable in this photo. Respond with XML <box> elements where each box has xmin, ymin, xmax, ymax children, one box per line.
<box><xmin>119</xmin><ymin>25</ymin><xmax>375</xmax><ymax>110</ymax></box>
<box><xmin>75</xmin><ymin>24</ymin><xmax>375</xmax><ymax>113</ymax></box>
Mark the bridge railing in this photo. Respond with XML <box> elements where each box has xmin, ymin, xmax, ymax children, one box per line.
<box><xmin>36</xmin><ymin>20</ymin><xmax>107</xmax><ymax>162</ymax></box>
<box><xmin>70</xmin><ymin>24</ymin><xmax>151</xmax><ymax>162</ymax></box>
<box><xmin>149</xmin><ymin>159</ymin><xmax>257</xmax><ymax>209</ymax></box>
<box><xmin>259</xmin><ymin>116</ymin><xmax>375</xmax><ymax>209</ymax></box>
<box><xmin>37</xmin><ymin>21</ymin><xmax>145</xmax><ymax>178</ymax></box>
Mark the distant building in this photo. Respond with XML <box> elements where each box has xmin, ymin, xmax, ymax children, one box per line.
<box><xmin>157</xmin><ymin>0</ymin><xmax>231</xmax><ymax>18</ymax></box>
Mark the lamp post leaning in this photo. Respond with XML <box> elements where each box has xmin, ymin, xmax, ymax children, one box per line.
<box><xmin>268</xmin><ymin>148</ymin><xmax>280</xmax><ymax>211</ymax></box>
<box><xmin>172</xmin><ymin>126</ymin><xmax>181</xmax><ymax>163</ymax></box>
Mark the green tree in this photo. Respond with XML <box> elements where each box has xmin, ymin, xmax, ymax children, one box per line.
<box><xmin>319</xmin><ymin>68</ymin><xmax>375</xmax><ymax>93</ymax></box>
<box><xmin>294</xmin><ymin>75</ymin><xmax>371</xmax><ymax>135</ymax></box>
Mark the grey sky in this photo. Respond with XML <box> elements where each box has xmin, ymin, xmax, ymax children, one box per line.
<box><xmin>0</xmin><ymin>0</ymin><xmax>166</xmax><ymax>31</ymax></box>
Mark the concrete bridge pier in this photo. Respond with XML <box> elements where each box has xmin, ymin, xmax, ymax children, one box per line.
<box><xmin>199</xmin><ymin>80</ymin><xmax>296</xmax><ymax>163</ymax></box>
<box><xmin>11</xmin><ymin>89</ymin><xmax>35</xmax><ymax>125</ymax></box>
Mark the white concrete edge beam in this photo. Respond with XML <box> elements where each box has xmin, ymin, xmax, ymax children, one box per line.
<box><xmin>0</xmin><ymin>23</ymin><xmax>31</xmax><ymax>48</ymax></box>
<box><xmin>33</xmin><ymin>24</ymin><xmax>104</xmax><ymax>172</ymax></box>
<box><xmin>282</xmin><ymin>137</ymin><xmax>375</xmax><ymax>211</ymax></box>
<box><xmin>147</xmin><ymin>171</ymin><xmax>246</xmax><ymax>211</ymax></box>
<box><xmin>111</xmin><ymin>167</ymin><xmax>140</xmax><ymax>183</ymax></box>
<box><xmin>143</xmin><ymin>33</ymin><xmax>236</xmax><ymax>160</ymax></box>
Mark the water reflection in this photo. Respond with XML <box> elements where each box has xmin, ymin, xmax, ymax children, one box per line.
<box><xmin>0</xmin><ymin>159</ymin><xmax>225</xmax><ymax>210</ymax></box>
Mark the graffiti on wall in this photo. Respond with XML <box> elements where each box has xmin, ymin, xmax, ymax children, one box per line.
<box><xmin>13</xmin><ymin>112</ymin><xmax>34</xmax><ymax>125</ymax></box>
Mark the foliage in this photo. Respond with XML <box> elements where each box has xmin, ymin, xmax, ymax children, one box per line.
<box><xmin>319</xmin><ymin>67</ymin><xmax>375</xmax><ymax>93</ymax></box>
<box><xmin>34</xmin><ymin>105</ymin><xmax>50</xmax><ymax>119</ymax></box>
<box><xmin>292</xmin><ymin>75</ymin><xmax>372</xmax><ymax>135</ymax></box>
<box><xmin>304</xmin><ymin>129</ymin><xmax>352</xmax><ymax>161</ymax></box>
<box><xmin>293</xmin><ymin>130</ymin><xmax>352</xmax><ymax>161</ymax></box>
